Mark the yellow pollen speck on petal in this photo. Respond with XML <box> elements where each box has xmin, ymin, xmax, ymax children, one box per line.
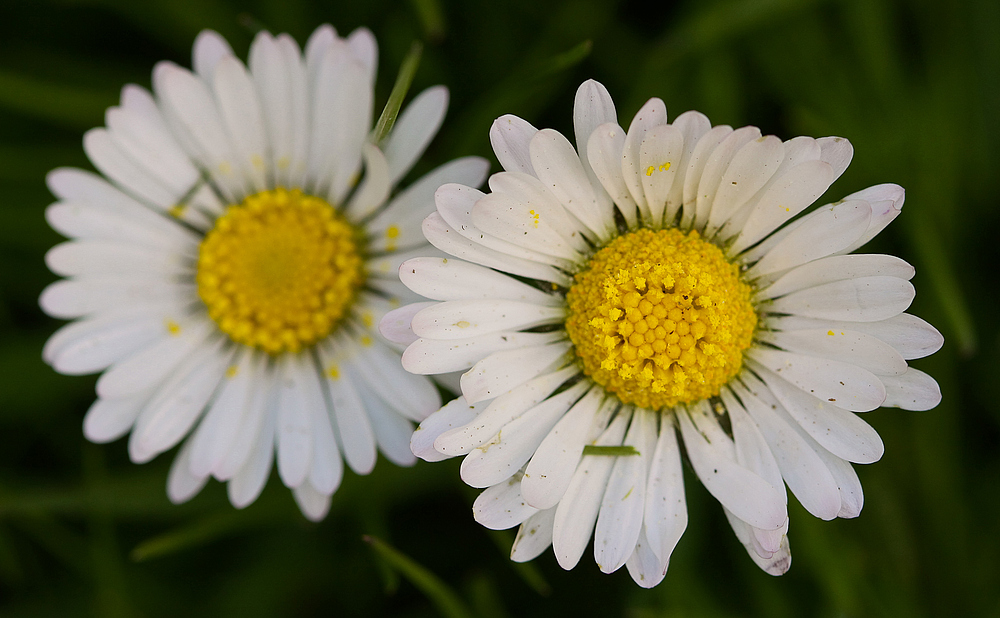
<box><xmin>327</xmin><ymin>365</ymin><xmax>340</xmax><ymax>380</ymax></box>
<box><xmin>659</xmin><ymin>162</ymin><xmax>671</xmax><ymax>171</ymax></box>
<box><xmin>218</xmin><ymin>161</ymin><xmax>232</xmax><ymax>175</ymax></box>
<box><xmin>251</xmin><ymin>154</ymin><xmax>265</xmax><ymax>170</ymax></box>
<box><xmin>169</xmin><ymin>204</ymin><xmax>187</xmax><ymax>218</ymax></box>
<box><xmin>528</xmin><ymin>209</ymin><xmax>540</xmax><ymax>228</ymax></box>
<box><xmin>645</xmin><ymin>165</ymin><xmax>655</xmax><ymax>176</ymax></box>
<box><xmin>565</xmin><ymin>228</ymin><xmax>756</xmax><ymax>409</ymax></box>
<box><xmin>362</xmin><ymin>312</ymin><xmax>374</xmax><ymax>328</ymax></box>
<box><xmin>386</xmin><ymin>225</ymin><xmax>400</xmax><ymax>239</ymax></box>
<box><xmin>361</xmin><ymin>335</ymin><xmax>373</xmax><ymax>347</ymax></box>
<box><xmin>277</xmin><ymin>156</ymin><xmax>291</xmax><ymax>170</ymax></box>
<box><xmin>196</xmin><ymin>187</ymin><xmax>365</xmax><ymax>355</ymax></box>
<box><xmin>226</xmin><ymin>365</ymin><xmax>239</xmax><ymax>378</ymax></box>
<box><xmin>828</xmin><ymin>330</ymin><xmax>835</xmax><ymax>336</ymax></box>
<box><xmin>456</xmin><ymin>320</ymin><xmax>471</xmax><ymax>328</ymax></box>
<box><xmin>166</xmin><ymin>320</ymin><xmax>181</xmax><ymax>336</ymax></box>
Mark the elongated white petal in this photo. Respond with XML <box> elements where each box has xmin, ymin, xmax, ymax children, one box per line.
<box><xmin>473</xmin><ymin>471</ymin><xmax>539</xmax><ymax>530</ymax></box>
<box><xmin>399</xmin><ymin>257</ymin><xmax>560</xmax><ymax>305</ymax></box>
<box><xmin>344</xmin><ymin>143</ymin><xmax>391</xmax><ymax>221</ymax></box>
<box><xmin>410</xmin><ymin>299</ymin><xmax>563</xmax><ymax>340</ymax></box>
<box><xmin>460</xmin><ymin>340</ymin><xmax>572</xmax><ymax>404</ymax></box>
<box><xmin>411</xmin><ymin>396</ymin><xmax>479</xmax><ymax>462</ymax></box>
<box><xmin>521</xmin><ymin>387</ymin><xmax>605</xmax><ymax>509</ymax></box>
<box><xmin>638</xmin><ymin>124</ymin><xmax>684</xmax><ymax>226</ymax></box>
<box><xmin>307</xmin><ymin>394</ymin><xmax>343</xmax><ymax>496</ymax></box>
<box><xmin>588</xmin><ymin>122</ymin><xmax>638</xmax><ymax>227</ymax></box>
<box><xmin>472</xmin><ymin>192</ymin><xmax>586</xmax><ymax>262</ymax></box>
<box><xmin>352</xmin><ymin>371</ymin><xmax>417</xmax><ymax>467</ymax></box>
<box><xmin>768</xmin><ymin>276</ymin><xmax>914</xmax><ymax>322</ymax></box>
<box><xmin>379</xmin><ymin>302</ymin><xmax>433</xmax><ymax>346</ymax></box>
<box><xmin>694</xmin><ymin>126</ymin><xmax>760</xmax><ymax>230</ymax></box>
<box><xmin>664</xmin><ymin>110</ymin><xmax>711</xmax><ymax>223</ymax></box>
<box><xmin>748</xmin><ymin>348</ymin><xmax>887</xmax><ymax>413</ymax></box>
<box><xmin>46</xmin><ymin>241</ymin><xmax>189</xmax><ymax>278</ymax></box>
<box><xmin>434</xmin><ymin>366</ymin><xmax>577</xmax><ymax>455</ymax></box>
<box><xmin>552</xmin><ymin>408</ymin><xmax>631</xmax><ymax>570</ymax></box>
<box><xmin>384</xmin><ymin>86</ymin><xmax>448</xmax><ymax>185</ymax></box>
<box><xmin>837</xmin><ymin>183</ymin><xmax>905</xmax><ymax>254</ymax></box>
<box><xmin>704</xmin><ymin>134</ymin><xmax>784</xmax><ymax>238</ymax></box>
<box><xmin>213</xmin><ymin>55</ymin><xmax>268</xmax><ymax>192</ymax></box>
<box><xmin>749</xmin><ymin>359</ymin><xmax>885</xmax><ymax>462</ymax></box>
<box><xmin>625</xmin><ymin>527</ymin><xmax>669</xmax><ymax>588</ymax></box>
<box><xmin>677</xmin><ymin>408</ymin><xmax>786</xmax><ymax>530</ymax></box>
<box><xmin>317</xmin><ymin>342</ymin><xmax>378</xmax><ymax>475</ymax></box>
<box><xmin>167</xmin><ymin>438</ymin><xmax>209</xmax><ymax>504</ymax></box>
<box><xmin>403</xmin><ymin>331</ymin><xmax>564</xmax><ymax>375</ymax></box>
<box><xmin>642</xmin><ymin>417</ymin><xmax>687</xmax><ymax>565</ymax></box>
<box><xmin>188</xmin><ymin>351</ymin><xmax>257</xmax><ymax>477</ymax></box>
<box><xmin>594</xmin><ymin>408</ymin><xmax>656</xmax><ymax>574</ymax></box>
<box><xmin>759</xmin><ymin>254</ymin><xmax>914</xmax><ymax>300</ymax></box>
<box><xmin>758</xmin><ymin>328</ymin><xmax>907</xmax><ymax>376</ymax></box>
<box><xmin>193</xmin><ymin>30</ymin><xmax>234</xmax><ymax>80</ymax></box>
<box><xmin>213</xmin><ymin>356</ymin><xmax>272</xmax><ymax>481</ymax></box>
<box><xmin>622</xmin><ymin>98</ymin><xmax>668</xmax><ymax>222</ymax></box>
<box><xmin>83</xmin><ymin>393</ymin><xmax>148</xmax><ymax>443</ymax></box>
<box><xmin>767</xmin><ymin>313</ymin><xmax>944</xmax><ymax>361</ymax></box>
<box><xmin>490</xmin><ymin>114</ymin><xmax>538</xmax><ymax>175</ymax></box>
<box><xmin>228</xmin><ymin>410</ymin><xmax>276</xmax><ymax>509</ymax></box>
<box><xmin>880</xmin><ymin>367</ymin><xmax>941</xmax><ymax>411</ymax></box>
<box><xmin>459</xmin><ymin>382</ymin><xmax>589</xmax><ymax>488</ymax></box>
<box><xmin>510</xmin><ymin>508</ymin><xmax>556</xmax><ymax>563</ymax></box>
<box><xmin>680</xmin><ymin>124</ymin><xmax>732</xmax><ymax>228</ymax></box>
<box><xmin>45</xmin><ymin>310</ymin><xmax>167</xmax><ymax>375</ymax></box>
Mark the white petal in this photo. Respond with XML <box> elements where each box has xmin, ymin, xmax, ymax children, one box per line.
<box><xmin>379</xmin><ymin>302</ymin><xmax>432</xmax><ymax>346</ymax></box>
<box><xmin>410</xmin><ymin>299</ymin><xmax>563</xmax><ymax>340</ymax></box>
<box><xmin>317</xmin><ymin>342</ymin><xmax>378</xmax><ymax>475</ymax></box>
<box><xmin>749</xmin><ymin>358</ymin><xmax>885</xmax><ymax>461</ymax></box>
<box><xmin>836</xmin><ymin>184</ymin><xmax>905</xmax><ymax>254</ymax></box>
<box><xmin>638</xmin><ymin>124</ymin><xmax>685</xmax><ymax>226</ymax></box>
<box><xmin>366</xmin><ymin>158</ymin><xmax>491</xmax><ymax>253</ymax></box>
<box><xmin>384</xmin><ymin>86</ymin><xmax>448</xmax><ymax>185</ymax></box>
<box><xmin>307</xmin><ymin>394</ymin><xmax>343</xmax><ymax>495</ymax></box>
<box><xmin>622</xmin><ymin>98</ymin><xmax>668</xmax><ymax>222</ymax></box>
<box><xmin>128</xmin><ymin>340</ymin><xmax>229</xmax><ymax>463</ymax></box>
<box><xmin>46</xmin><ymin>200</ymin><xmax>198</xmax><ymax>252</ymax></box>
<box><xmin>729</xmin><ymin>381</ymin><xmax>841</xmax><ymax>520</ymax></box>
<box><xmin>83</xmin><ymin>393</ymin><xmax>147</xmax><ymax>443</ymax></box>
<box><xmin>459</xmin><ymin>382</ymin><xmax>589</xmax><ymax>488</ymax></box>
<box><xmin>759</xmin><ymin>254</ymin><xmax>914</xmax><ymax>300</ymax></box>
<box><xmin>353</xmin><ymin>338</ymin><xmax>441</xmax><ymax>421</ymax></box>
<box><xmin>552</xmin><ymin>407</ymin><xmax>631</xmax><ymax>570</ymax></box>
<box><xmin>188</xmin><ymin>351</ymin><xmax>257</xmax><ymax>478</ymax></box>
<box><xmin>625</xmin><ymin>528</ymin><xmax>669</xmax><ymax>588</ymax></box>
<box><xmin>227</xmin><ymin>410</ymin><xmax>275</xmax><ymax>508</ymax></box>
<box><xmin>510</xmin><ymin>508</ymin><xmax>556</xmax><ymax>563</ymax></box>
<box><xmin>212</xmin><ymin>355</ymin><xmax>272</xmax><ymax>481</ymax></box>
<box><xmin>664</xmin><ymin>110</ymin><xmax>712</xmax><ymax>223</ymax></box>
<box><xmin>487</xmin><ymin>171</ymin><xmax>591</xmax><ymax>252</ymax></box>
<box><xmin>212</xmin><ymin>55</ymin><xmax>268</xmax><ymax>193</ymax></box>
<box><xmin>816</xmin><ymin>136</ymin><xmax>853</xmax><ymax>182</ymax></box>
<box><xmin>45</xmin><ymin>241</ymin><xmax>188</xmax><ymax>278</ymax></box>
<box><xmin>490</xmin><ymin>114</ymin><xmax>538</xmax><ymax>175</ymax></box>
<box><xmin>530</xmin><ymin>129</ymin><xmax>613</xmax><ymax>242</ymax></box>
<box><xmin>748</xmin><ymin>347</ymin><xmax>887</xmax><ymax>413</ymax></box>
<box><xmin>759</xmin><ymin>328</ymin><xmax>907</xmax><ymax>376</ymax></box>
<box><xmin>768</xmin><ymin>276</ymin><xmax>915</xmax><ymax>322</ymax></box>
<box><xmin>96</xmin><ymin>317</ymin><xmax>214</xmax><ymax>399</ymax></box>
<box><xmin>346</xmin><ymin>27</ymin><xmax>377</xmax><ymax>84</ymax></box>
<box><xmin>594</xmin><ymin>408</ymin><xmax>657</xmax><ymax>574</ymax></box>
<box><xmin>677</xmin><ymin>407</ymin><xmax>786</xmax><ymax>530</ymax></box>
<box><xmin>82</xmin><ymin>128</ymin><xmax>179</xmax><ymax>209</ymax></box>
<box><xmin>45</xmin><ymin>310</ymin><xmax>166</xmax><ymax>375</ymax></box>
<box><xmin>472</xmin><ymin>192</ymin><xmax>586</xmax><ymax>262</ymax></box>
<box><xmin>704</xmin><ymin>134</ymin><xmax>784</xmax><ymax>238</ymax></box>
<box><xmin>399</xmin><ymin>257</ymin><xmax>560</xmax><ymax>305</ymax></box>
<box><xmin>352</xmin><ymin>371</ymin><xmax>417</xmax><ymax>467</ymax></box>
<box><xmin>587</xmin><ymin>122</ymin><xmax>638</xmax><ymax>228</ymax></box>
<box><xmin>571</xmin><ymin>79</ymin><xmax>616</xmax><ymax>216</ymax></box>
<box><xmin>434</xmin><ymin>366</ymin><xmax>577</xmax><ymax>455</ymax></box>
<box><xmin>680</xmin><ymin>124</ymin><xmax>733</xmax><ymax>229</ymax></box>
<box><xmin>460</xmin><ymin>340</ymin><xmax>572</xmax><ymax>404</ymax></box>
<box><xmin>693</xmin><ymin>126</ymin><xmax>761</xmax><ymax>230</ymax></box>
<box><xmin>747</xmin><ymin>201</ymin><xmax>872</xmax><ymax>280</ymax></box>
<box><xmin>167</xmin><ymin>438</ymin><xmax>209</xmax><ymax>504</ymax></box>
<box><xmin>192</xmin><ymin>30</ymin><xmax>234</xmax><ymax>80</ymax></box>
<box><xmin>293</xmin><ymin>482</ymin><xmax>333</xmax><ymax>522</ymax></box>
<box><xmin>422</xmin><ymin>211</ymin><xmax>570</xmax><ymax>286</ymax></box>
<box><xmin>411</xmin><ymin>396</ymin><xmax>479</xmax><ymax>463</ymax></box>
<box><xmin>521</xmin><ymin>387</ymin><xmax>605</xmax><ymax>509</ymax></box>
<box><xmin>473</xmin><ymin>471</ymin><xmax>539</xmax><ymax>530</ymax></box>
<box><xmin>724</xmin><ymin>509</ymin><xmax>792</xmax><ymax>575</ymax></box>
<box><xmin>274</xmin><ymin>354</ymin><xmax>318</xmax><ymax>488</ymax></box>
<box><xmin>880</xmin><ymin>367</ymin><xmax>941</xmax><ymax>411</ymax></box>
<box><xmin>403</xmin><ymin>331</ymin><xmax>564</xmax><ymax>375</ymax></box>
<box><xmin>766</xmin><ymin>313</ymin><xmax>943</xmax><ymax>361</ymax></box>
<box><xmin>344</xmin><ymin>144</ymin><xmax>391</xmax><ymax>222</ymax></box>
<box><xmin>643</xmin><ymin>417</ymin><xmax>687</xmax><ymax>566</ymax></box>
<box><xmin>728</xmin><ymin>160</ymin><xmax>835</xmax><ymax>255</ymax></box>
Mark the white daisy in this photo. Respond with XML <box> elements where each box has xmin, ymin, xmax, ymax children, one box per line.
<box><xmin>40</xmin><ymin>25</ymin><xmax>489</xmax><ymax>521</ymax></box>
<box><xmin>381</xmin><ymin>79</ymin><xmax>943</xmax><ymax>585</ymax></box>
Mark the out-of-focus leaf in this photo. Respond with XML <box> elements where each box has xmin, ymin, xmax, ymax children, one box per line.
<box><xmin>364</xmin><ymin>535</ymin><xmax>473</xmax><ymax>618</ymax></box>
<box><xmin>0</xmin><ymin>70</ymin><xmax>114</xmax><ymax>130</ymax></box>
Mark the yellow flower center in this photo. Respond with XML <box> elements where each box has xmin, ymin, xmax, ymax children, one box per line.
<box><xmin>565</xmin><ymin>228</ymin><xmax>756</xmax><ymax>409</ymax></box>
<box><xmin>197</xmin><ymin>188</ymin><xmax>364</xmax><ymax>354</ymax></box>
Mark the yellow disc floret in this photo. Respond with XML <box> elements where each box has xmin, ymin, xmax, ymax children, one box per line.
<box><xmin>565</xmin><ymin>228</ymin><xmax>756</xmax><ymax>409</ymax></box>
<box><xmin>197</xmin><ymin>188</ymin><xmax>364</xmax><ymax>354</ymax></box>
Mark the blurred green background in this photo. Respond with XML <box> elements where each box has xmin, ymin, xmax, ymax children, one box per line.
<box><xmin>1</xmin><ymin>0</ymin><xmax>997</xmax><ymax>616</ymax></box>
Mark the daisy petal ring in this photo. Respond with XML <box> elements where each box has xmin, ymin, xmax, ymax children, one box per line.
<box><xmin>382</xmin><ymin>79</ymin><xmax>942</xmax><ymax>585</ymax></box>
<box><xmin>41</xmin><ymin>25</ymin><xmax>488</xmax><ymax>521</ymax></box>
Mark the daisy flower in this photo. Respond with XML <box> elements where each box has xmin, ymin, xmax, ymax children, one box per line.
<box><xmin>40</xmin><ymin>25</ymin><xmax>488</xmax><ymax>521</ymax></box>
<box><xmin>381</xmin><ymin>79</ymin><xmax>943</xmax><ymax>585</ymax></box>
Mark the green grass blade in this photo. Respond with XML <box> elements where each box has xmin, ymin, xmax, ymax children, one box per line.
<box><xmin>363</xmin><ymin>535</ymin><xmax>473</xmax><ymax>618</ymax></box>
<box><xmin>372</xmin><ymin>41</ymin><xmax>424</xmax><ymax>147</ymax></box>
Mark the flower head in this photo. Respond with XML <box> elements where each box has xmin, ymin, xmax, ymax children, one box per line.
<box><xmin>383</xmin><ymin>79</ymin><xmax>943</xmax><ymax>585</ymax></box>
<box><xmin>41</xmin><ymin>25</ymin><xmax>488</xmax><ymax>520</ymax></box>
